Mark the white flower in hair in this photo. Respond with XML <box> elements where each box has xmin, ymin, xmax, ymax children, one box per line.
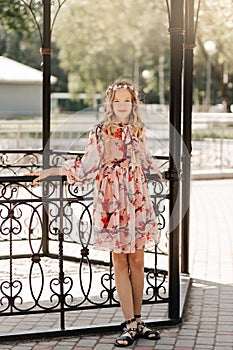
<box><xmin>113</xmin><ymin>84</ymin><xmax>134</xmax><ymax>91</ymax></box>
<box><xmin>106</xmin><ymin>83</ymin><xmax>135</xmax><ymax>94</ymax></box>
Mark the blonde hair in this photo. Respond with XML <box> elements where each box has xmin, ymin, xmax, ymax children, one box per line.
<box><xmin>103</xmin><ymin>78</ymin><xmax>144</xmax><ymax>135</ymax></box>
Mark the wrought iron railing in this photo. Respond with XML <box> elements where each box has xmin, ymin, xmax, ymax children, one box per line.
<box><xmin>0</xmin><ymin>150</ymin><xmax>171</xmax><ymax>339</ymax></box>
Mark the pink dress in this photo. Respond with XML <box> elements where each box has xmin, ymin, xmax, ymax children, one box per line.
<box><xmin>63</xmin><ymin>122</ymin><xmax>160</xmax><ymax>254</ymax></box>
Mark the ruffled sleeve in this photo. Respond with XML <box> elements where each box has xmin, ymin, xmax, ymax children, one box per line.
<box><xmin>62</xmin><ymin>125</ymin><xmax>104</xmax><ymax>186</ymax></box>
<box><xmin>139</xmin><ymin>129</ymin><xmax>160</xmax><ymax>175</ymax></box>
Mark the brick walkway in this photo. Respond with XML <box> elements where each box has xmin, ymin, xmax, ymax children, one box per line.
<box><xmin>0</xmin><ymin>179</ymin><xmax>232</xmax><ymax>349</ymax></box>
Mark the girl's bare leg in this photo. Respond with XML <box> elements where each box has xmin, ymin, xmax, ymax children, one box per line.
<box><xmin>128</xmin><ymin>249</ymin><xmax>144</xmax><ymax>316</ymax></box>
<box><xmin>128</xmin><ymin>249</ymin><xmax>159</xmax><ymax>339</ymax></box>
<box><xmin>112</xmin><ymin>252</ymin><xmax>135</xmax><ymax>320</ymax></box>
<box><xmin>112</xmin><ymin>252</ymin><xmax>137</xmax><ymax>346</ymax></box>
<box><xmin>113</xmin><ymin>250</ymin><xmax>144</xmax><ymax>319</ymax></box>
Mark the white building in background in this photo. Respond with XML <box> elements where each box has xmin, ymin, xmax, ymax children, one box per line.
<box><xmin>0</xmin><ymin>56</ymin><xmax>56</xmax><ymax>115</ymax></box>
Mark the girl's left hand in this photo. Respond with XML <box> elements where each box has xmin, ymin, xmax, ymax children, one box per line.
<box><xmin>24</xmin><ymin>172</ymin><xmax>42</xmax><ymax>185</ymax></box>
<box><xmin>24</xmin><ymin>168</ymin><xmax>54</xmax><ymax>185</ymax></box>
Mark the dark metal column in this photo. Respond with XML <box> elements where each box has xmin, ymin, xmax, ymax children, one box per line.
<box><xmin>168</xmin><ymin>0</ymin><xmax>184</xmax><ymax>320</ymax></box>
<box><xmin>181</xmin><ymin>0</ymin><xmax>195</xmax><ymax>274</ymax></box>
<box><xmin>41</xmin><ymin>0</ymin><xmax>51</xmax><ymax>254</ymax></box>
<box><xmin>42</xmin><ymin>0</ymin><xmax>51</xmax><ymax>166</ymax></box>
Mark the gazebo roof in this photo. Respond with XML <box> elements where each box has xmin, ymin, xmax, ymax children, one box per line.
<box><xmin>0</xmin><ymin>56</ymin><xmax>56</xmax><ymax>84</ymax></box>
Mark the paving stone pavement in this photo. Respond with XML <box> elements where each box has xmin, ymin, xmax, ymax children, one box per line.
<box><xmin>0</xmin><ymin>179</ymin><xmax>232</xmax><ymax>350</ymax></box>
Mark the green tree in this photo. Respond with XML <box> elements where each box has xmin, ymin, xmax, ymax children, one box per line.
<box><xmin>2</xmin><ymin>1</ymin><xmax>232</xmax><ymax>108</ymax></box>
<box><xmin>0</xmin><ymin>0</ymin><xmax>37</xmax><ymax>36</ymax></box>
<box><xmin>194</xmin><ymin>0</ymin><xmax>233</xmax><ymax>109</ymax></box>
<box><xmin>0</xmin><ymin>1</ymin><xmax>68</xmax><ymax>92</ymax></box>
<box><xmin>54</xmin><ymin>0</ymin><xmax>169</xmax><ymax>102</ymax></box>
<box><xmin>53</xmin><ymin>0</ymin><xmax>233</xmax><ymax>107</ymax></box>
<box><xmin>0</xmin><ymin>0</ymin><xmax>42</xmax><ymax>65</ymax></box>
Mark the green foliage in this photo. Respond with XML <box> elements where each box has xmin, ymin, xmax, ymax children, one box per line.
<box><xmin>0</xmin><ymin>0</ymin><xmax>36</xmax><ymax>37</ymax></box>
<box><xmin>0</xmin><ymin>1</ymin><xmax>68</xmax><ymax>92</ymax></box>
<box><xmin>0</xmin><ymin>0</ymin><xmax>42</xmax><ymax>66</ymax></box>
<box><xmin>194</xmin><ymin>0</ymin><xmax>233</xmax><ymax>108</ymax></box>
<box><xmin>54</xmin><ymin>0</ymin><xmax>169</xmax><ymax>101</ymax></box>
<box><xmin>0</xmin><ymin>28</ymin><xmax>41</xmax><ymax>68</ymax></box>
<box><xmin>0</xmin><ymin>0</ymin><xmax>233</xmax><ymax>107</ymax></box>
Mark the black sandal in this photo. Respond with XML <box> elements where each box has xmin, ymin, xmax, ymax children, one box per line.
<box><xmin>135</xmin><ymin>314</ymin><xmax>160</xmax><ymax>340</ymax></box>
<box><xmin>115</xmin><ymin>318</ymin><xmax>137</xmax><ymax>347</ymax></box>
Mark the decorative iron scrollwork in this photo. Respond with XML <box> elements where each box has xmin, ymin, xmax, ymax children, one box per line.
<box><xmin>0</xmin><ymin>151</ymin><xmax>169</xmax><ymax>327</ymax></box>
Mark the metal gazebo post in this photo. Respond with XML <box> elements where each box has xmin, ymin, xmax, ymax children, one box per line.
<box><xmin>42</xmin><ymin>0</ymin><xmax>51</xmax><ymax>170</ymax></box>
<box><xmin>181</xmin><ymin>0</ymin><xmax>195</xmax><ymax>274</ymax></box>
<box><xmin>168</xmin><ymin>0</ymin><xmax>184</xmax><ymax>321</ymax></box>
<box><xmin>41</xmin><ymin>0</ymin><xmax>51</xmax><ymax>254</ymax></box>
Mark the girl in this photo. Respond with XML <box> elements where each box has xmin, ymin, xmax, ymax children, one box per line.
<box><xmin>29</xmin><ymin>78</ymin><xmax>161</xmax><ymax>347</ymax></box>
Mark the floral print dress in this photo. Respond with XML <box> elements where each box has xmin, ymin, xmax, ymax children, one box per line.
<box><xmin>63</xmin><ymin>122</ymin><xmax>160</xmax><ymax>254</ymax></box>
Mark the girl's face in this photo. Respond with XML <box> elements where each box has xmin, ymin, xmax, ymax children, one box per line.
<box><xmin>112</xmin><ymin>88</ymin><xmax>132</xmax><ymax>123</ymax></box>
